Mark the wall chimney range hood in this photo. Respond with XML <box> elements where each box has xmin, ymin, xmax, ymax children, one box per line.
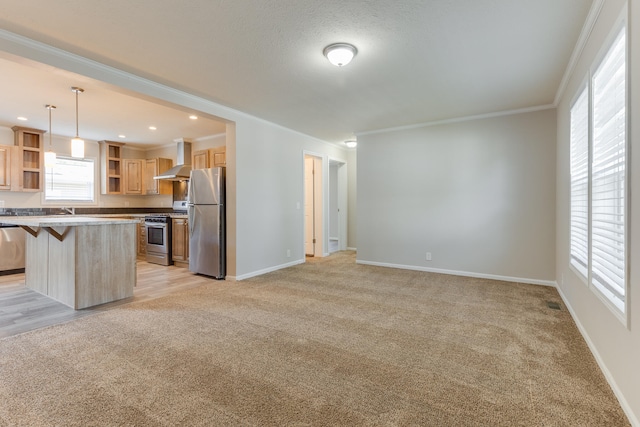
<box><xmin>154</xmin><ymin>139</ymin><xmax>193</xmax><ymax>181</ymax></box>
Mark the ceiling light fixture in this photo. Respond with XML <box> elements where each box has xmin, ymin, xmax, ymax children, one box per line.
<box><xmin>44</xmin><ymin>105</ymin><xmax>56</xmax><ymax>168</ymax></box>
<box><xmin>118</xmin><ymin>134</ymin><xmax>126</xmax><ymax>139</ymax></box>
<box><xmin>189</xmin><ymin>115</ymin><xmax>198</xmax><ymax>120</ymax></box>
<box><xmin>71</xmin><ymin>87</ymin><xmax>85</xmax><ymax>158</ymax></box>
<box><xmin>345</xmin><ymin>139</ymin><xmax>357</xmax><ymax>148</ymax></box>
<box><xmin>149</xmin><ymin>126</ymin><xmax>157</xmax><ymax>130</ymax></box>
<box><xmin>323</xmin><ymin>43</ymin><xmax>358</xmax><ymax>67</ymax></box>
<box><xmin>17</xmin><ymin>116</ymin><xmax>28</xmax><ymax>121</ymax></box>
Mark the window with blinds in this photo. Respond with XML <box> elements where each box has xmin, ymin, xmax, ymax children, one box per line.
<box><xmin>568</xmin><ymin>23</ymin><xmax>627</xmax><ymax>318</ymax></box>
<box><xmin>44</xmin><ymin>156</ymin><xmax>95</xmax><ymax>202</ymax></box>
<box><xmin>591</xmin><ymin>27</ymin><xmax>626</xmax><ymax>313</ymax></box>
<box><xmin>569</xmin><ymin>86</ymin><xmax>589</xmax><ymax>279</ymax></box>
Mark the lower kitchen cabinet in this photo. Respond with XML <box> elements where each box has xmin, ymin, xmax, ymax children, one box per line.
<box><xmin>137</xmin><ymin>218</ymin><xmax>146</xmax><ymax>259</ymax></box>
<box><xmin>172</xmin><ymin>217</ymin><xmax>189</xmax><ymax>267</ymax></box>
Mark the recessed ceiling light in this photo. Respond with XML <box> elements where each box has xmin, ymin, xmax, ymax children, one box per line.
<box><xmin>149</xmin><ymin>126</ymin><xmax>157</xmax><ymax>130</ymax></box>
<box><xmin>118</xmin><ymin>134</ymin><xmax>126</xmax><ymax>139</ymax></box>
<box><xmin>17</xmin><ymin>116</ymin><xmax>27</xmax><ymax>121</ymax></box>
<box><xmin>189</xmin><ymin>115</ymin><xmax>198</xmax><ymax>120</ymax></box>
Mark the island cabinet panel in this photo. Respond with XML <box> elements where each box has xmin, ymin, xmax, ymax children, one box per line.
<box><xmin>75</xmin><ymin>224</ymin><xmax>136</xmax><ymax>308</ymax></box>
<box><xmin>14</xmin><ymin>218</ymin><xmax>138</xmax><ymax>309</ymax></box>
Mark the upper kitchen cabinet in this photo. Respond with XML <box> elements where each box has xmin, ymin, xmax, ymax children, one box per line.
<box><xmin>192</xmin><ymin>146</ymin><xmax>226</xmax><ymax>169</ymax></box>
<box><xmin>192</xmin><ymin>149</ymin><xmax>209</xmax><ymax>169</ymax></box>
<box><xmin>144</xmin><ymin>158</ymin><xmax>173</xmax><ymax>195</ymax></box>
<box><xmin>100</xmin><ymin>141</ymin><xmax>124</xmax><ymax>194</ymax></box>
<box><xmin>209</xmin><ymin>146</ymin><xmax>226</xmax><ymax>167</ymax></box>
<box><xmin>0</xmin><ymin>144</ymin><xmax>16</xmax><ymax>190</ymax></box>
<box><xmin>12</xmin><ymin>126</ymin><xmax>45</xmax><ymax>192</ymax></box>
<box><xmin>123</xmin><ymin>159</ymin><xmax>144</xmax><ymax>195</ymax></box>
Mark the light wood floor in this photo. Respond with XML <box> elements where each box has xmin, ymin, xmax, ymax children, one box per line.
<box><xmin>0</xmin><ymin>261</ymin><xmax>217</xmax><ymax>339</ymax></box>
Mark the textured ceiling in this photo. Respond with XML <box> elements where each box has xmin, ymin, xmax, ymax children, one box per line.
<box><xmin>0</xmin><ymin>0</ymin><xmax>593</xmax><ymax>145</ymax></box>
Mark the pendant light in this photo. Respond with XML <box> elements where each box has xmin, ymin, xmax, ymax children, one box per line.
<box><xmin>71</xmin><ymin>87</ymin><xmax>85</xmax><ymax>158</ymax></box>
<box><xmin>44</xmin><ymin>104</ymin><xmax>56</xmax><ymax>168</ymax></box>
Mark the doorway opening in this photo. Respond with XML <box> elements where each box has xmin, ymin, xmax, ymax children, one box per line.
<box><xmin>304</xmin><ymin>154</ymin><xmax>323</xmax><ymax>257</ymax></box>
<box><xmin>329</xmin><ymin>159</ymin><xmax>347</xmax><ymax>253</ymax></box>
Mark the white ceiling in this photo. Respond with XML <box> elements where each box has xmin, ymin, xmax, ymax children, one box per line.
<box><xmin>0</xmin><ymin>0</ymin><xmax>593</xmax><ymax>146</ymax></box>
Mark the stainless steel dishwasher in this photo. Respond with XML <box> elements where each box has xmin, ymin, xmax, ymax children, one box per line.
<box><xmin>0</xmin><ymin>224</ymin><xmax>26</xmax><ymax>273</ymax></box>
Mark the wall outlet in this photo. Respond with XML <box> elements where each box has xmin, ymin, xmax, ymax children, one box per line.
<box><xmin>0</xmin><ymin>200</ymin><xmax>4</xmax><ymax>208</ymax></box>
<box><xmin>124</xmin><ymin>201</ymin><xmax>130</xmax><ymax>207</ymax></box>
<box><xmin>286</xmin><ymin>249</ymin><xmax>291</xmax><ymax>258</ymax></box>
<box><xmin>426</xmin><ymin>252</ymin><xmax>432</xmax><ymax>261</ymax></box>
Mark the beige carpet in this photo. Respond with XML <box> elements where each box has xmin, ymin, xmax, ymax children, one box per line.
<box><xmin>0</xmin><ymin>251</ymin><xmax>629</xmax><ymax>426</ymax></box>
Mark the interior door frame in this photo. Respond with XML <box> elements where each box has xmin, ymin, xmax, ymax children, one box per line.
<box><xmin>302</xmin><ymin>151</ymin><xmax>325</xmax><ymax>259</ymax></box>
<box><xmin>328</xmin><ymin>158</ymin><xmax>347</xmax><ymax>252</ymax></box>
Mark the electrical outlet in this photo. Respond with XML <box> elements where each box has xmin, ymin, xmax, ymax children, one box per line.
<box><xmin>0</xmin><ymin>200</ymin><xmax>4</xmax><ymax>208</ymax></box>
<box><xmin>124</xmin><ymin>201</ymin><xmax>130</xmax><ymax>207</ymax></box>
<box><xmin>286</xmin><ymin>249</ymin><xmax>291</xmax><ymax>258</ymax></box>
<box><xmin>426</xmin><ymin>252</ymin><xmax>432</xmax><ymax>261</ymax></box>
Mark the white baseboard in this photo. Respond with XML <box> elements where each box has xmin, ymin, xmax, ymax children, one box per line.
<box><xmin>346</xmin><ymin>247</ymin><xmax>357</xmax><ymax>251</ymax></box>
<box><xmin>555</xmin><ymin>287</ymin><xmax>639</xmax><ymax>427</ymax></box>
<box><xmin>355</xmin><ymin>259</ymin><xmax>557</xmax><ymax>287</ymax></box>
<box><xmin>233</xmin><ymin>259</ymin><xmax>305</xmax><ymax>281</ymax></box>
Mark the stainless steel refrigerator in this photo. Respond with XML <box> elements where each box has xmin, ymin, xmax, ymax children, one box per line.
<box><xmin>187</xmin><ymin>167</ymin><xmax>225</xmax><ymax>279</ymax></box>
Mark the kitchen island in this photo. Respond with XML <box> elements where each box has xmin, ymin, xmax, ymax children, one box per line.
<box><xmin>0</xmin><ymin>216</ymin><xmax>138</xmax><ymax>309</ymax></box>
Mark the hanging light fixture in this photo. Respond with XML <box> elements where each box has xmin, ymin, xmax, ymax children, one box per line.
<box><xmin>71</xmin><ymin>87</ymin><xmax>85</xmax><ymax>158</ymax></box>
<box><xmin>44</xmin><ymin>104</ymin><xmax>57</xmax><ymax>168</ymax></box>
<box><xmin>323</xmin><ymin>43</ymin><xmax>358</xmax><ymax>67</ymax></box>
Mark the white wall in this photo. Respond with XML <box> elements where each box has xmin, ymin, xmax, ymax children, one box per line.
<box><xmin>233</xmin><ymin>119</ymin><xmax>346</xmax><ymax>278</ymax></box>
<box><xmin>357</xmin><ymin>108</ymin><xmax>556</xmax><ymax>284</ymax></box>
<box><xmin>347</xmin><ymin>148</ymin><xmax>357</xmax><ymax>249</ymax></box>
<box><xmin>556</xmin><ymin>0</ymin><xmax>639</xmax><ymax>424</ymax></box>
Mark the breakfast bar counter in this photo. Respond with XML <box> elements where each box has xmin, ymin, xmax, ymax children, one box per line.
<box><xmin>0</xmin><ymin>216</ymin><xmax>139</xmax><ymax>309</ymax></box>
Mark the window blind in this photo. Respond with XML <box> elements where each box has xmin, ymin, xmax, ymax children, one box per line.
<box><xmin>569</xmin><ymin>86</ymin><xmax>589</xmax><ymax>278</ymax></box>
<box><xmin>591</xmin><ymin>27</ymin><xmax>626</xmax><ymax>312</ymax></box>
<box><xmin>45</xmin><ymin>156</ymin><xmax>95</xmax><ymax>202</ymax></box>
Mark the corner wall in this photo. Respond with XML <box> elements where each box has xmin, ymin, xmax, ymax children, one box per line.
<box><xmin>357</xmin><ymin>108</ymin><xmax>556</xmax><ymax>284</ymax></box>
<box><xmin>555</xmin><ymin>0</ymin><xmax>639</xmax><ymax>423</ymax></box>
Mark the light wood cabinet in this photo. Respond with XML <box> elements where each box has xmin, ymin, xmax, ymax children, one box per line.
<box><xmin>209</xmin><ymin>146</ymin><xmax>226</xmax><ymax>167</ymax></box>
<box><xmin>144</xmin><ymin>158</ymin><xmax>173</xmax><ymax>195</ymax></box>
<box><xmin>172</xmin><ymin>217</ymin><xmax>189</xmax><ymax>267</ymax></box>
<box><xmin>12</xmin><ymin>126</ymin><xmax>45</xmax><ymax>192</ymax></box>
<box><xmin>99</xmin><ymin>141</ymin><xmax>124</xmax><ymax>194</ymax></box>
<box><xmin>192</xmin><ymin>149</ymin><xmax>209</xmax><ymax>169</ymax></box>
<box><xmin>123</xmin><ymin>159</ymin><xmax>144</xmax><ymax>195</ymax></box>
<box><xmin>137</xmin><ymin>218</ymin><xmax>146</xmax><ymax>259</ymax></box>
<box><xmin>0</xmin><ymin>144</ymin><xmax>15</xmax><ymax>191</ymax></box>
<box><xmin>193</xmin><ymin>146</ymin><xmax>226</xmax><ymax>169</ymax></box>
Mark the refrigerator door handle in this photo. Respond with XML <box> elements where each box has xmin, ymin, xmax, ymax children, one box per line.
<box><xmin>188</xmin><ymin>205</ymin><xmax>195</xmax><ymax>236</ymax></box>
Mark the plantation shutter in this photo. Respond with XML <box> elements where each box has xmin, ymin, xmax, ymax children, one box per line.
<box><xmin>569</xmin><ymin>86</ymin><xmax>589</xmax><ymax>278</ymax></box>
<box><xmin>590</xmin><ymin>27</ymin><xmax>626</xmax><ymax>312</ymax></box>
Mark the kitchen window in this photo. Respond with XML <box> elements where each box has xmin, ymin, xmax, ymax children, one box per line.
<box><xmin>44</xmin><ymin>156</ymin><xmax>95</xmax><ymax>202</ymax></box>
<box><xmin>568</xmin><ymin>20</ymin><xmax>627</xmax><ymax>321</ymax></box>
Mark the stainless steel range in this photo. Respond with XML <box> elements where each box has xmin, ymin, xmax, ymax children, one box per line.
<box><xmin>144</xmin><ymin>214</ymin><xmax>172</xmax><ymax>265</ymax></box>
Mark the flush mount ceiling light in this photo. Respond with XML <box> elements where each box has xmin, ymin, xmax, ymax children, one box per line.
<box><xmin>44</xmin><ymin>105</ymin><xmax>56</xmax><ymax>168</ymax></box>
<box><xmin>323</xmin><ymin>43</ymin><xmax>358</xmax><ymax>67</ymax></box>
<box><xmin>344</xmin><ymin>139</ymin><xmax>357</xmax><ymax>148</ymax></box>
<box><xmin>71</xmin><ymin>87</ymin><xmax>85</xmax><ymax>158</ymax></box>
